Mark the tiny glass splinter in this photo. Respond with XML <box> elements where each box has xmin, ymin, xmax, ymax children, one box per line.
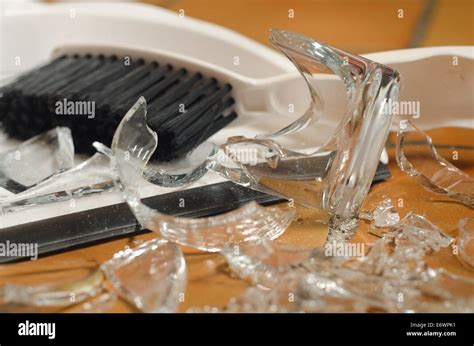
<box><xmin>359</xmin><ymin>197</ymin><xmax>400</xmax><ymax>227</ymax></box>
<box><xmin>68</xmin><ymin>292</ymin><xmax>118</xmax><ymax>313</ymax></box>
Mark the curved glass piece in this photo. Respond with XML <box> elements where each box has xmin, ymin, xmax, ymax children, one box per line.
<box><xmin>397</xmin><ymin>120</ymin><xmax>474</xmax><ymax>208</ymax></box>
<box><xmin>95</xmin><ymin>139</ymin><xmax>215</xmax><ymax>189</ymax></box>
<box><xmin>0</xmin><ymin>270</ymin><xmax>103</xmax><ymax>308</ymax></box>
<box><xmin>457</xmin><ymin>218</ymin><xmax>474</xmax><ymax>268</ymax></box>
<box><xmin>210</xmin><ymin>29</ymin><xmax>401</xmax><ymax>219</ymax></box>
<box><xmin>0</xmin><ymin>152</ymin><xmax>115</xmax><ymax>214</ymax></box>
<box><xmin>101</xmin><ymin>238</ymin><xmax>186</xmax><ymax>313</ymax></box>
<box><xmin>110</xmin><ymin>97</ymin><xmax>294</xmax><ymax>252</ymax></box>
<box><xmin>144</xmin><ymin>141</ymin><xmax>216</xmax><ymax>188</ymax></box>
<box><xmin>0</xmin><ymin>127</ymin><xmax>74</xmax><ymax>194</ymax></box>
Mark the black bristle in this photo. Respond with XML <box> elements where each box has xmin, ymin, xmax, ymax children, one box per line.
<box><xmin>0</xmin><ymin>54</ymin><xmax>237</xmax><ymax>161</ymax></box>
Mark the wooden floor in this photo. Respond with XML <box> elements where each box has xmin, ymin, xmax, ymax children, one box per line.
<box><xmin>1</xmin><ymin>0</ymin><xmax>473</xmax><ymax>313</ymax></box>
<box><xmin>145</xmin><ymin>0</ymin><xmax>473</xmax><ymax>51</ymax></box>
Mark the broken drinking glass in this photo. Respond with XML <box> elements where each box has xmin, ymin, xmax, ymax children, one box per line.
<box><xmin>210</xmin><ymin>29</ymin><xmax>401</xmax><ymax>221</ymax></box>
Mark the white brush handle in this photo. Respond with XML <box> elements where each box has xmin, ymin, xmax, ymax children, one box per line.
<box><xmin>244</xmin><ymin>46</ymin><xmax>474</xmax><ymax>131</ymax></box>
<box><xmin>371</xmin><ymin>46</ymin><xmax>474</xmax><ymax>130</ymax></box>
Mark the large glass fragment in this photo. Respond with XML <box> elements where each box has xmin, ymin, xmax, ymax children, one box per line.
<box><xmin>110</xmin><ymin>97</ymin><xmax>295</xmax><ymax>252</ymax></box>
<box><xmin>221</xmin><ymin>213</ymin><xmax>474</xmax><ymax>312</ymax></box>
<box><xmin>101</xmin><ymin>238</ymin><xmax>186</xmax><ymax>313</ymax></box>
<box><xmin>397</xmin><ymin>120</ymin><xmax>474</xmax><ymax>208</ymax></box>
<box><xmin>0</xmin><ymin>127</ymin><xmax>74</xmax><ymax>194</ymax></box>
<box><xmin>210</xmin><ymin>29</ymin><xmax>401</xmax><ymax>219</ymax></box>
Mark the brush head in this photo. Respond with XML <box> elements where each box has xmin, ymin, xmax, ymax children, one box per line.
<box><xmin>0</xmin><ymin>54</ymin><xmax>237</xmax><ymax>161</ymax></box>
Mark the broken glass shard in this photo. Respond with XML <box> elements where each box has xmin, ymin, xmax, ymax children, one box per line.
<box><xmin>0</xmin><ymin>270</ymin><xmax>103</xmax><ymax>307</ymax></box>
<box><xmin>394</xmin><ymin>212</ymin><xmax>453</xmax><ymax>251</ymax></box>
<box><xmin>187</xmin><ymin>305</ymin><xmax>221</xmax><ymax>313</ymax></box>
<box><xmin>144</xmin><ymin>141</ymin><xmax>216</xmax><ymax>188</ymax></box>
<box><xmin>457</xmin><ymin>218</ymin><xmax>474</xmax><ymax>268</ymax></box>
<box><xmin>397</xmin><ymin>120</ymin><xmax>474</xmax><ymax>208</ymax></box>
<box><xmin>0</xmin><ymin>152</ymin><xmax>115</xmax><ymax>214</ymax></box>
<box><xmin>101</xmin><ymin>238</ymin><xmax>186</xmax><ymax>313</ymax></box>
<box><xmin>0</xmin><ymin>127</ymin><xmax>74</xmax><ymax>194</ymax></box>
<box><xmin>373</xmin><ymin>198</ymin><xmax>400</xmax><ymax>227</ymax></box>
<box><xmin>224</xmin><ymin>271</ymin><xmax>373</xmax><ymax>313</ymax></box>
<box><xmin>357</xmin><ymin>211</ymin><xmax>374</xmax><ymax>221</ymax></box>
<box><xmin>110</xmin><ymin>97</ymin><xmax>294</xmax><ymax>252</ymax></box>
<box><xmin>220</xmin><ymin>212</ymin><xmax>473</xmax><ymax>312</ymax></box>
